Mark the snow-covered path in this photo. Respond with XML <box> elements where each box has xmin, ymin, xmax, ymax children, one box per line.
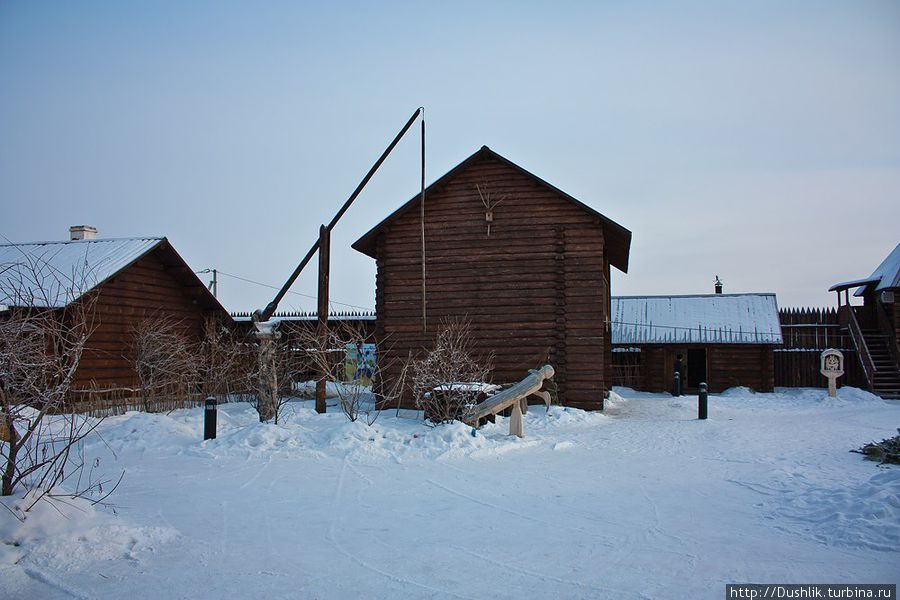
<box><xmin>2</xmin><ymin>387</ymin><xmax>898</xmax><ymax>599</ymax></box>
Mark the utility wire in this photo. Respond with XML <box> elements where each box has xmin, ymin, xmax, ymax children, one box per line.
<box><xmin>197</xmin><ymin>269</ymin><xmax>373</xmax><ymax>312</ymax></box>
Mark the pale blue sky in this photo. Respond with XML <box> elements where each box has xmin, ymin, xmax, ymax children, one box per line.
<box><xmin>2</xmin><ymin>1</ymin><xmax>898</xmax><ymax>312</ymax></box>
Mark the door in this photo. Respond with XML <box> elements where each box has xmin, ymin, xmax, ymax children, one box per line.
<box><xmin>687</xmin><ymin>348</ymin><xmax>707</xmax><ymax>389</ymax></box>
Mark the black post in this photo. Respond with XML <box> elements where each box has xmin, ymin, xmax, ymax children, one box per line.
<box><xmin>673</xmin><ymin>371</ymin><xmax>681</xmax><ymax>397</ymax></box>
<box><xmin>204</xmin><ymin>396</ymin><xmax>217</xmax><ymax>440</ymax></box>
<box><xmin>698</xmin><ymin>383</ymin><xmax>708</xmax><ymax>420</ymax></box>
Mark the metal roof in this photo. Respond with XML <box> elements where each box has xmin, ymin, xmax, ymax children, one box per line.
<box><xmin>611</xmin><ymin>293</ymin><xmax>782</xmax><ymax>345</ymax></box>
<box><xmin>0</xmin><ymin>237</ymin><xmax>164</xmax><ymax>307</ymax></box>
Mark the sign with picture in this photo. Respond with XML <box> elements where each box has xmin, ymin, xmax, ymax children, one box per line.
<box><xmin>344</xmin><ymin>342</ymin><xmax>376</xmax><ymax>385</ymax></box>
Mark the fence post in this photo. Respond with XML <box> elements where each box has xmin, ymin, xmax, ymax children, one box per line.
<box><xmin>204</xmin><ymin>396</ymin><xmax>218</xmax><ymax>440</ymax></box>
<box><xmin>698</xmin><ymin>383</ymin><xmax>708</xmax><ymax>420</ymax></box>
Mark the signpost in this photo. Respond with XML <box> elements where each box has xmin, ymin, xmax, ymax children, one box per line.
<box><xmin>820</xmin><ymin>349</ymin><xmax>844</xmax><ymax>398</ymax></box>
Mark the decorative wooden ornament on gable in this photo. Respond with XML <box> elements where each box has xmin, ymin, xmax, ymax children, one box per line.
<box><xmin>475</xmin><ymin>181</ymin><xmax>507</xmax><ymax>237</ymax></box>
<box><xmin>820</xmin><ymin>349</ymin><xmax>844</xmax><ymax>398</ymax></box>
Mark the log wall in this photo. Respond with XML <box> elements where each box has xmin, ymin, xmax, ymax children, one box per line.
<box><xmin>375</xmin><ymin>154</ymin><xmax>612</xmax><ymax>410</ymax></box>
<box><xmin>612</xmin><ymin>344</ymin><xmax>775</xmax><ymax>393</ymax></box>
<box><xmin>75</xmin><ymin>248</ymin><xmax>222</xmax><ymax>389</ymax></box>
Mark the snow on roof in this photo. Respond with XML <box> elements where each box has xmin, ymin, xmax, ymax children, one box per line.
<box><xmin>828</xmin><ymin>276</ymin><xmax>881</xmax><ymax>293</ymax></box>
<box><xmin>0</xmin><ymin>237</ymin><xmax>163</xmax><ymax>308</ymax></box>
<box><xmin>856</xmin><ymin>243</ymin><xmax>899</xmax><ymax>297</ymax></box>
<box><xmin>611</xmin><ymin>293</ymin><xmax>782</xmax><ymax>345</ymax></box>
<box><xmin>829</xmin><ymin>243</ymin><xmax>900</xmax><ymax>297</ymax></box>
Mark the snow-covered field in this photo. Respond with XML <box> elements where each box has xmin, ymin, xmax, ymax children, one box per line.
<box><xmin>2</xmin><ymin>387</ymin><xmax>898</xmax><ymax>599</ymax></box>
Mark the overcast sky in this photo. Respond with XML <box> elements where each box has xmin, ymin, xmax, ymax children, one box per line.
<box><xmin>2</xmin><ymin>1</ymin><xmax>898</xmax><ymax>314</ymax></box>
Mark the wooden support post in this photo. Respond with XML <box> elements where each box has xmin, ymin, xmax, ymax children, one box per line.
<box><xmin>0</xmin><ymin>414</ymin><xmax>10</xmax><ymax>443</ymax></box>
<box><xmin>253</xmin><ymin>321</ymin><xmax>281</xmax><ymax>422</ymax></box>
<box><xmin>509</xmin><ymin>400</ymin><xmax>524</xmax><ymax>438</ymax></box>
<box><xmin>316</xmin><ymin>224</ymin><xmax>331</xmax><ymax>414</ymax></box>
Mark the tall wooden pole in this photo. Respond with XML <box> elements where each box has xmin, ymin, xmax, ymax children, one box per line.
<box><xmin>420</xmin><ymin>113</ymin><xmax>427</xmax><ymax>334</ymax></box>
<box><xmin>316</xmin><ymin>224</ymin><xmax>331</xmax><ymax>414</ymax></box>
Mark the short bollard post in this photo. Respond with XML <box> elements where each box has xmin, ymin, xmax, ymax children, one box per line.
<box><xmin>698</xmin><ymin>383</ymin><xmax>708</xmax><ymax>420</ymax></box>
<box><xmin>204</xmin><ymin>396</ymin><xmax>217</xmax><ymax>440</ymax></box>
<box><xmin>673</xmin><ymin>371</ymin><xmax>681</xmax><ymax>397</ymax></box>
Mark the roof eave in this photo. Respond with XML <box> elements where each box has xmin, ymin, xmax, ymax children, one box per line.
<box><xmin>828</xmin><ymin>277</ymin><xmax>881</xmax><ymax>293</ymax></box>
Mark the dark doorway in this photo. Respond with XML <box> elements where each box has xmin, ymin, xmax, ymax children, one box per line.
<box><xmin>687</xmin><ymin>349</ymin><xmax>707</xmax><ymax>388</ymax></box>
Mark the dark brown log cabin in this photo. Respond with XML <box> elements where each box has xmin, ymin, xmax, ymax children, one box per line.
<box><xmin>610</xmin><ymin>293</ymin><xmax>781</xmax><ymax>393</ymax></box>
<box><xmin>0</xmin><ymin>235</ymin><xmax>230</xmax><ymax>392</ymax></box>
<box><xmin>352</xmin><ymin>146</ymin><xmax>631</xmax><ymax>410</ymax></box>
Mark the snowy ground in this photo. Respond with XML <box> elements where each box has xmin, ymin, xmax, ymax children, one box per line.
<box><xmin>1</xmin><ymin>387</ymin><xmax>898</xmax><ymax>599</ymax></box>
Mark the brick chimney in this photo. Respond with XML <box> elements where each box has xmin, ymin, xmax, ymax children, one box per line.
<box><xmin>69</xmin><ymin>225</ymin><xmax>98</xmax><ymax>241</ymax></box>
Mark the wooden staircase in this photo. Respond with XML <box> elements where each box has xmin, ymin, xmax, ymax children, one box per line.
<box><xmin>862</xmin><ymin>329</ymin><xmax>900</xmax><ymax>400</ymax></box>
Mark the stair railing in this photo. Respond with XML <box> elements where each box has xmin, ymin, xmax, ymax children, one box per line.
<box><xmin>844</xmin><ymin>305</ymin><xmax>876</xmax><ymax>387</ymax></box>
<box><xmin>875</xmin><ymin>301</ymin><xmax>900</xmax><ymax>369</ymax></box>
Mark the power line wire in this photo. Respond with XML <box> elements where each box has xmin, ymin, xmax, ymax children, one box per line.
<box><xmin>197</xmin><ymin>269</ymin><xmax>374</xmax><ymax>312</ymax></box>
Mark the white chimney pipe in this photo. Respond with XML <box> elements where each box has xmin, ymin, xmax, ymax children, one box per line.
<box><xmin>69</xmin><ymin>225</ymin><xmax>98</xmax><ymax>241</ymax></box>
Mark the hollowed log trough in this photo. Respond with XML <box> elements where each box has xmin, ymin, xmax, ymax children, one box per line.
<box><xmin>464</xmin><ymin>364</ymin><xmax>555</xmax><ymax>438</ymax></box>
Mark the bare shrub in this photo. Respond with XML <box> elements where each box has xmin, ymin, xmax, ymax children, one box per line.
<box><xmin>293</xmin><ymin>320</ymin><xmax>410</xmax><ymax>425</ymax></box>
<box><xmin>295</xmin><ymin>320</ymin><xmax>372</xmax><ymax>423</ymax></box>
<box><xmin>411</xmin><ymin>318</ymin><xmax>493</xmax><ymax>425</ymax></box>
<box><xmin>0</xmin><ymin>254</ymin><xmax>118</xmax><ymax>511</ymax></box>
<box><xmin>198</xmin><ymin>315</ymin><xmax>254</xmax><ymax>403</ymax></box>
<box><xmin>132</xmin><ymin>313</ymin><xmax>201</xmax><ymax>409</ymax></box>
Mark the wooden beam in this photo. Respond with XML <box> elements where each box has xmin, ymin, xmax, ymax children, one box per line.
<box><xmin>316</xmin><ymin>225</ymin><xmax>331</xmax><ymax>414</ymax></box>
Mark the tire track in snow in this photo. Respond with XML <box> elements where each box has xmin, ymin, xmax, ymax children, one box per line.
<box><xmin>218</xmin><ymin>500</ymin><xmax>229</xmax><ymax>557</ymax></box>
<box><xmin>426</xmin><ymin>478</ymin><xmax>609</xmax><ymax>541</ymax></box>
<box><xmin>21</xmin><ymin>567</ymin><xmax>90</xmax><ymax>600</ymax></box>
<box><xmin>449</xmin><ymin>545</ymin><xmax>651</xmax><ymax>600</ymax></box>
<box><xmin>326</xmin><ymin>459</ymin><xmax>477</xmax><ymax>600</ymax></box>
<box><xmin>726</xmin><ymin>479</ymin><xmax>786</xmax><ymax>496</ymax></box>
<box><xmin>635</xmin><ymin>482</ymin><xmax>698</xmax><ymax>569</ymax></box>
<box><xmin>238</xmin><ymin>456</ymin><xmax>272</xmax><ymax>490</ymax></box>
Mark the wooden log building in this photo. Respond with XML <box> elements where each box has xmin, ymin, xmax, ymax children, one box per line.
<box><xmin>610</xmin><ymin>293</ymin><xmax>782</xmax><ymax>393</ymax></box>
<box><xmin>829</xmin><ymin>242</ymin><xmax>900</xmax><ymax>399</ymax></box>
<box><xmin>0</xmin><ymin>227</ymin><xmax>230</xmax><ymax>392</ymax></box>
<box><xmin>352</xmin><ymin>146</ymin><xmax>632</xmax><ymax>410</ymax></box>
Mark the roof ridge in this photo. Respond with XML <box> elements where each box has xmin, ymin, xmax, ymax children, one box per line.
<box><xmin>0</xmin><ymin>236</ymin><xmax>165</xmax><ymax>248</ymax></box>
<box><xmin>612</xmin><ymin>292</ymin><xmax>776</xmax><ymax>299</ymax></box>
<box><xmin>351</xmin><ymin>145</ymin><xmax>632</xmax><ymax>272</ymax></box>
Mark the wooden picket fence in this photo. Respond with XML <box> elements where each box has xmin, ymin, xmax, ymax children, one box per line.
<box><xmin>68</xmin><ymin>385</ymin><xmax>249</xmax><ymax>418</ymax></box>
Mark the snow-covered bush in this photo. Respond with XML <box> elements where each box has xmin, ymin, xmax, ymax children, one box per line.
<box><xmin>411</xmin><ymin>318</ymin><xmax>493</xmax><ymax>425</ymax></box>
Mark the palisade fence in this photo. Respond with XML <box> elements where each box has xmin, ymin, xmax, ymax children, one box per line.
<box><xmin>776</xmin><ymin>307</ymin><xmax>866</xmax><ymax>389</ymax></box>
<box><xmin>230</xmin><ymin>310</ymin><xmax>377</xmax><ymax>321</ymax></box>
